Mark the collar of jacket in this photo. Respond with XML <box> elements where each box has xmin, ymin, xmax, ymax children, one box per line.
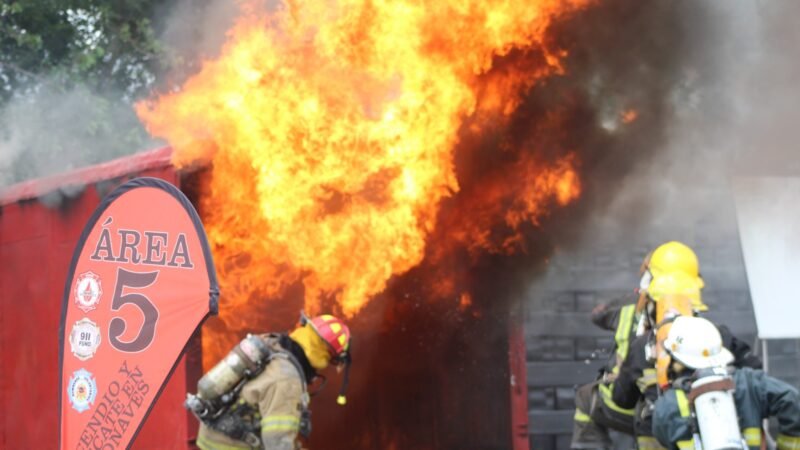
<box><xmin>278</xmin><ymin>333</ymin><xmax>318</xmax><ymax>383</ymax></box>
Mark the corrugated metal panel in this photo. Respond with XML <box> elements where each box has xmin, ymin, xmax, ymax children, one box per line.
<box><xmin>0</xmin><ymin>147</ymin><xmax>172</xmax><ymax>206</ymax></box>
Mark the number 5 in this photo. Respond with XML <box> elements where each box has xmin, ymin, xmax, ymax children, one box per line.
<box><xmin>109</xmin><ymin>268</ymin><xmax>159</xmax><ymax>352</ymax></box>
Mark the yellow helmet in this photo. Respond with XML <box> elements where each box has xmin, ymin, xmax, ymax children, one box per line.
<box><xmin>649</xmin><ymin>241</ymin><xmax>700</xmax><ymax>279</ymax></box>
<box><xmin>648</xmin><ymin>272</ymin><xmax>708</xmax><ymax>312</ymax></box>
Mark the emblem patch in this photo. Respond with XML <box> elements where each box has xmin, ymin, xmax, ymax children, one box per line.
<box><xmin>69</xmin><ymin>318</ymin><xmax>101</xmax><ymax>360</ymax></box>
<box><xmin>67</xmin><ymin>369</ymin><xmax>97</xmax><ymax>413</ymax></box>
<box><xmin>74</xmin><ymin>271</ymin><xmax>103</xmax><ymax>313</ymax></box>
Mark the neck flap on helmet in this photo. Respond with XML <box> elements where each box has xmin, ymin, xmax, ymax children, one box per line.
<box><xmin>299</xmin><ymin>311</ymin><xmax>352</xmax><ymax>406</ymax></box>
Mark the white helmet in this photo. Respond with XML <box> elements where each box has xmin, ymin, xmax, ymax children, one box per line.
<box><xmin>663</xmin><ymin>316</ymin><xmax>734</xmax><ymax>369</ymax></box>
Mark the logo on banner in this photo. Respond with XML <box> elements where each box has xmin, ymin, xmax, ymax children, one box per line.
<box><xmin>74</xmin><ymin>271</ymin><xmax>102</xmax><ymax>313</ymax></box>
<box><xmin>69</xmin><ymin>318</ymin><xmax>101</xmax><ymax>360</ymax></box>
<box><xmin>67</xmin><ymin>369</ymin><xmax>97</xmax><ymax>413</ymax></box>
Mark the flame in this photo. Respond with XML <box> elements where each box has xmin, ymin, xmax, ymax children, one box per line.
<box><xmin>136</xmin><ymin>0</ymin><xmax>587</xmax><ymax>331</ymax></box>
<box><xmin>458</xmin><ymin>292</ymin><xmax>472</xmax><ymax>311</ymax></box>
<box><xmin>621</xmin><ymin>108</ymin><xmax>639</xmax><ymax>124</ymax></box>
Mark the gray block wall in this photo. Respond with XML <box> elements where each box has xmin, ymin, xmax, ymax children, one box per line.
<box><xmin>523</xmin><ymin>203</ymin><xmax>800</xmax><ymax>449</ymax></box>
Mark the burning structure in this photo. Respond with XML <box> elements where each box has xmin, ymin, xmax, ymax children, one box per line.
<box><xmin>135</xmin><ymin>0</ymin><xmax>586</xmax><ymax>337</ymax></box>
<box><xmin>3</xmin><ymin>0</ymin><xmax>774</xmax><ymax>448</ymax></box>
<box><xmin>132</xmin><ymin>2</ymin><xmax>700</xmax><ymax>445</ymax></box>
<box><xmin>136</xmin><ymin>2</ymin><xmax>592</xmax><ymax>448</ymax></box>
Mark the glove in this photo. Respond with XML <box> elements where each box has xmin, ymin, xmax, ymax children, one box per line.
<box><xmin>591</xmin><ymin>303</ymin><xmax>608</xmax><ymax>316</ymax></box>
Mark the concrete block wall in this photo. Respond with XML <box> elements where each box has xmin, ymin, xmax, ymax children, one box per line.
<box><xmin>523</xmin><ymin>205</ymin><xmax>800</xmax><ymax>448</ymax></box>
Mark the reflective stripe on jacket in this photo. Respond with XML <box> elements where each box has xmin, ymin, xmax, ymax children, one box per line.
<box><xmin>589</xmin><ymin>303</ymin><xmax>638</xmax><ymax>416</ymax></box>
<box><xmin>613</xmin><ymin>305</ymin><xmax>637</xmax><ymax>373</ymax></box>
<box><xmin>197</xmin><ymin>342</ymin><xmax>306</xmax><ymax>450</ymax></box>
<box><xmin>637</xmin><ymin>435</ymin><xmax>667</xmax><ymax>450</ymax></box>
<box><xmin>652</xmin><ymin>368</ymin><xmax>800</xmax><ymax>450</ymax></box>
<box><xmin>612</xmin><ymin>321</ymin><xmax>764</xmax><ymax>440</ymax></box>
<box><xmin>591</xmin><ymin>302</ymin><xmax>639</xmax><ymax>374</ymax></box>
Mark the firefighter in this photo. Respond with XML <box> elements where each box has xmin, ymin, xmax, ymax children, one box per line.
<box><xmin>652</xmin><ymin>316</ymin><xmax>800</xmax><ymax>450</ymax></box>
<box><xmin>194</xmin><ymin>313</ymin><xmax>352</xmax><ymax>450</ymax></box>
<box><xmin>570</xmin><ymin>241</ymin><xmax>705</xmax><ymax>449</ymax></box>
<box><xmin>570</xmin><ymin>302</ymin><xmax>639</xmax><ymax>449</ymax></box>
<box><xmin>611</xmin><ymin>273</ymin><xmax>760</xmax><ymax>449</ymax></box>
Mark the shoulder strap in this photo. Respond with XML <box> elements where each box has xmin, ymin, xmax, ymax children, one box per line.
<box><xmin>686</xmin><ymin>378</ymin><xmax>735</xmax><ymax>405</ymax></box>
<box><xmin>270</xmin><ymin>351</ymin><xmax>310</xmax><ymax>406</ymax></box>
<box><xmin>268</xmin><ymin>348</ymin><xmax>313</xmax><ymax>439</ymax></box>
<box><xmin>675</xmin><ymin>389</ymin><xmax>691</xmax><ymax>418</ymax></box>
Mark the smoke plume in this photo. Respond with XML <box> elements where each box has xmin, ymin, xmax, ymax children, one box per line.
<box><xmin>0</xmin><ymin>0</ymin><xmax>248</xmax><ymax>190</ymax></box>
<box><xmin>319</xmin><ymin>2</ymin><xmax>800</xmax><ymax>448</ymax></box>
<box><xmin>0</xmin><ymin>83</ymin><xmax>157</xmax><ymax>188</ymax></box>
<box><xmin>518</xmin><ymin>0</ymin><xmax>800</xmax><ymax>316</ymax></box>
<box><xmin>554</xmin><ymin>0</ymin><xmax>800</xmax><ymax>247</ymax></box>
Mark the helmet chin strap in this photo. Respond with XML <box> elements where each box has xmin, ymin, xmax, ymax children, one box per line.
<box><xmin>299</xmin><ymin>310</ymin><xmax>352</xmax><ymax>406</ymax></box>
<box><xmin>336</xmin><ymin>350</ymin><xmax>351</xmax><ymax>406</ymax></box>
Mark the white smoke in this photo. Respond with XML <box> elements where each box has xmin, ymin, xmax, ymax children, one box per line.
<box><xmin>0</xmin><ymin>0</ymin><xmax>247</xmax><ymax>189</ymax></box>
<box><xmin>0</xmin><ymin>84</ymin><xmax>158</xmax><ymax>188</ymax></box>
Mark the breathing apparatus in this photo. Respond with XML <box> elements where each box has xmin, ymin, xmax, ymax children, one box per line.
<box><xmin>653</xmin><ymin>293</ymin><xmax>694</xmax><ymax>388</ymax></box>
<box><xmin>184</xmin><ymin>312</ymin><xmax>351</xmax><ymax>447</ymax></box>
<box><xmin>184</xmin><ymin>333</ymin><xmax>314</xmax><ymax>446</ymax></box>
<box><xmin>633</xmin><ymin>251</ymin><xmax>654</xmax><ymax>337</ymax></box>
<box><xmin>636</xmin><ymin>271</ymin><xmax>704</xmax><ymax>388</ymax></box>
<box><xmin>684</xmin><ymin>367</ymin><xmax>746</xmax><ymax>450</ymax></box>
<box><xmin>665</xmin><ymin>316</ymin><xmax>744</xmax><ymax>450</ymax></box>
<box><xmin>185</xmin><ymin>334</ymin><xmax>273</xmax><ymax>421</ymax></box>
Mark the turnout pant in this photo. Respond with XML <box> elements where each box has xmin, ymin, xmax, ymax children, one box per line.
<box><xmin>571</xmin><ymin>381</ymin><xmax>634</xmax><ymax>449</ymax></box>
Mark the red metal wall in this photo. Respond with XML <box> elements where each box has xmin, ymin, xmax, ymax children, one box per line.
<box><xmin>0</xmin><ymin>150</ymin><xmax>196</xmax><ymax>449</ymax></box>
<box><xmin>509</xmin><ymin>316</ymin><xmax>531</xmax><ymax>450</ymax></box>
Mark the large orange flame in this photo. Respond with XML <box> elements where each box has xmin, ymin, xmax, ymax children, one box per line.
<box><xmin>136</xmin><ymin>0</ymin><xmax>586</xmax><ymax>330</ymax></box>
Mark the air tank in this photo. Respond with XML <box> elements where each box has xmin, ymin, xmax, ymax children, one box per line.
<box><xmin>185</xmin><ymin>334</ymin><xmax>271</xmax><ymax>417</ymax></box>
<box><xmin>691</xmin><ymin>372</ymin><xmax>747</xmax><ymax>450</ymax></box>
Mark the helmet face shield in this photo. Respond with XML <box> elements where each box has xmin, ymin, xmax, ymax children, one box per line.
<box><xmin>639</xmin><ymin>251</ymin><xmax>653</xmax><ymax>277</ymax></box>
<box><xmin>639</xmin><ymin>269</ymin><xmax>653</xmax><ymax>292</ymax></box>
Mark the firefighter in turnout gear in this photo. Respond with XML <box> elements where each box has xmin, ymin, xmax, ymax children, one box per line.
<box><xmin>570</xmin><ymin>300</ymin><xmax>639</xmax><ymax>448</ymax></box>
<box><xmin>570</xmin><ymin>241</ymin><xmax>707</xmax><ymax>449</ymax></box>
<box><xmin>192</xmin><ymin>313</ymin><xmax>352</xmax><ymax>450</ymax></box>
<box><xmin>611</xmin><ymin>273</ymin><xmax>760</xmax><ymax>449</ymax></box>
<box><xmin>652</xmin><ymin>316</ymin><xmax>800</xmax><ymax>450</ymax></box>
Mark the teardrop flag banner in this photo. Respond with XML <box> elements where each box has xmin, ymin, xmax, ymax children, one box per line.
<box><xmin>58</xmin><ymin>177</ymin><xmax>219</xmax><ymax>449</ymax></box>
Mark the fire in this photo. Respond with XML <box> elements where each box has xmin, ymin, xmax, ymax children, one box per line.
<box><xmin>135</xmin><ymin>0</ymin><xmax>586</xmax><ymax>338</ymax></box>
<box><xmin>621</xmin><ymin>108</ymin><xmax>639</xmax><ymax>124</ymax></box>
<box><xmin>459</xmin><ymin>292</ymin><xmax>473</xmax><ymax>311</ymax></box>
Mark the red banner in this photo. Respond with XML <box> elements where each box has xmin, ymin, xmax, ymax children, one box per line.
<box><xmin>58</xmin><ymin>177</ymin><xmax>219</xmax><ymax>450</ymax></box>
